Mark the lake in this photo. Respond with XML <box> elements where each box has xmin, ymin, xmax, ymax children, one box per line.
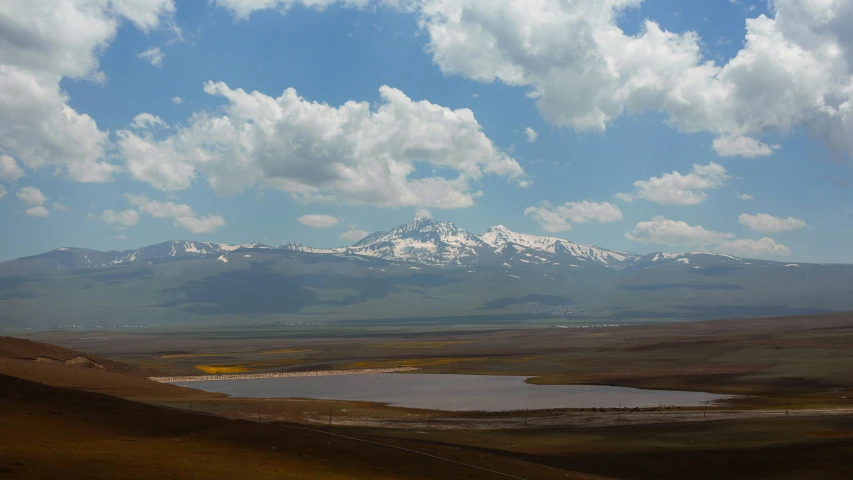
<box><xmin>177</xmin><ymin>373</ymin><xmax>732</xmax><ymax>411</ymax></box>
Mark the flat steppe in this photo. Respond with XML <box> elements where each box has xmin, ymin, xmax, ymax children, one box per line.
<box><xmin>4</xmin><ymin>312</ymin><xmax>853</xmax><ymax>479</ymax></box>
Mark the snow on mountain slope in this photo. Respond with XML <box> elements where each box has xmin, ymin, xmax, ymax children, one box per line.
<box><xmin>281</xmin><ymin>243</ymin><xmax>334</xmax><ymax>254</ymax></box>
<box><xmin>0</xmin><ymin>241</ymin><xmax>276</xmax><ymax>271</ymax></box>
<box><xmin>336</xmin><ymin>218</ymin><xmax>486</xmax><ymax>265</ymax></box>
<box><xmin>280</xmin><ymin>220</ymin><xmax>640</xmax><ymax>268</ymax></box>
<box><xmin>7</xmin><ymin>219</ymin><xmax>775</xmax><ymax>272</ymax></box>
<box><xmin>634</xmin><ymin>251</ymin><xmax>765</xmax><ymax>268</ymax></box>
<box><xmin>481</xmin><ymin>225</ymin><xmax>639</xmax><ymax>266</ymax></box>
<box><xmin>109</xmin><ymin>241</ymin><xmax>272</xmax><ymax>265</ymax></box>
<box><xmin>282</xmin><ymin>219</ymin><xmax>484</xmax><ymax>266</ymax></box>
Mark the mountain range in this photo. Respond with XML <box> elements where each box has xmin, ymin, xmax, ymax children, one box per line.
<box><xmin>284</xmin><ymin>219</ymin><xmax>640</xmax><ymax>268</ymax></box>
<box><xmin>3</xmin><ymin>217</ymin><xmax>773</xmax><ymax>272</ymax></box>
<box><xmin>1</xmin><ymin>218</ymin><xmax>851</xmax><ymax>329</ymax></box>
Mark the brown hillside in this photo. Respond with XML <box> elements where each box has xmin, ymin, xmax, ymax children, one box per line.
<box><xmin>0</xmin><ymin>374</ymin><xmax>576</xmax><ymax>480</ymax></box>
<box><xmin>0</xmin><ymin>336</ymin><xmax>161</xmax><ymax>377</ymax></box>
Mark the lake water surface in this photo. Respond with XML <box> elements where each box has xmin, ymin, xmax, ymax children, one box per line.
<box><xmin>178</xmin><ymin>373</ymin><xmax>732</xmax><ymax>411</ymax></box>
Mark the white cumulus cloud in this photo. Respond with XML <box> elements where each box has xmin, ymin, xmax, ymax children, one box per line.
<box><xmin>0</xmin><ymin>155</ymin><xmax>25</xmax><ymax>180</ymax></box>
<box><xmin>173</xmin><ymin>215</ymin><xmax>227</xmax><ymax>234</ymax></box>
<box><xmin>127</xmin><ymin>194</ymin><xmax>226</xmax><ymax>233</ymax></box>
<box><xmin>18</xmin><ymin>185</ymin><xmax>49</xmax><ymax>216</ymax></box>
<box><xmin>298</xmin><ymin>214</ymin><xmax>340</xmax><ymax>228</ymax></box>
<box><xmin>212</xmin><ymin>0</ymin><xmax>409</xmax><ymax>20</ymax></box>
<box><xmin>17</xmin><ymin>186</ymin><xmax>47</xmax><ymax>206</ymax></box>
<box><xmin>712</xmin><ymin>135</ymin><xmax>779</xmax><ymax>158</ymax></box>
<box><xmin>137</xmin><ymin>47</ymin><xmax>164</xmax><ymax>67</ymax></box>
<box><xmin>613</xmin><ymin>192</ymin><xmax>635</xmax><ymax>203</ymax></box>
<box><xmin>625</xmin><ymin>216</ymin><xmax>734</xmax><ymax>246</ymax></box>
<box><xmin>25</xmin><ymin>206</ymin><xmax>49</xmax><ymax>217</ymax></box>
<box><xmin>716</xmin><ymin>237</ymin><xmax>791</xmax><ymax>256</ymax></box>
<box><xmin>171</xmin><ymin>96</ymin><xmax>183</xmax><ymax>104</ymax></box>
<box><xmin>620</xmin><ymin>163</ymin><xmax>729</xmax><ymax>205</ymax></box>
<box><xmin>0</xmin><ymin>0</ymin><xmax>175</xmax><ymax>183</ymax></box>
<box><xmin>524</xmin><ymin>127</ymin><xmax>538</xmax><ymax>142</ymax></box>
<box><xmin>626</xmin><ymin>216</ymin><xmax>792</xmax><ymax>258</ymax></box>
<box><xmin>130</xmin><ymin>113</ymin><xmax>168</xmax><ymax>130</ymax></box>
<box><xmin>117</xmin><ymin>115</ymin><xmax>194</xmax><ymax>191</ymax></box>
<box><xmin>525</xmin><ymin>200</ymin><xmax>623</xmax><ymax>232</ymax></box>
<box><xmin>415</xmin><ymin>208</ymin><xmax>432</xmax><ymax>218</ymax></box>
<box><xmin>738</xmin><ymin>213</ymin><xmax>808</xmax><ymax>233</ymax></box>
<box><xmin>416</xmin><ymin>0</ymin><xmax>853</xmax><ymax>162</ymax></box>
<box><xmin>339</xmin><ymin>228</ymin><xmax>370</xmax><ymax>242</ymax></box>
<box><xmin>117</xmin><ymin>83</ymin><xmax>525</xmax><ymax>208</ymax></box>
<box><xmin>737</xmin><ymin>193</ymin><xmax>754</xmax><ymax>200</ymax></box>
<box><xmin>101</xmin><ymin>209</ymin><xmax>141</xmax><ymax>229</ymax></box>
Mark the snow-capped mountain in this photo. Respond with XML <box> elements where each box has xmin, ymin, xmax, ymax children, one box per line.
<box><xmin>3</xmin><ymin>218</ymin><xmax>848</xmax><ymax>332</ymax></box>
<box><xmin>279</xmin><ymin>218</ymin><xmax>642</xmax><ymax>268</ymax></box>
<box><xmin>111</xmin><ymin>241</ymin><xmax>272</xmax><ymax>265</ymax></box>
<box><xmin>4</xmin><ymin>241</ymin><xmax>273</xmax><ymax>271</ymax></box>
<box><xmin>480</xmin><ymin>225</ymin><xmax>639</xmax><ymax>267</ymax></box>
<box><xmin>284</xmin><ymin>218</ymin><xmax>485</xmax><ymax>265</ymax></box>
<box><xmin>4</xmin><ymin>218</ymin><xmax>769</xmax><ymax>272</ymax></box>
<box><xmin>338</xmin><ymin>218</ymin><xmax>485</xmax><ymax>265</ymax></box>
<box><xmin>633</xmin><ymin>251</ymin><xmax>776</xmax><ymax>268</ymax></box>
<box><xmin>281</xmin><ymin>243</ymin><xmax>330</xmax><ymax>254</ymax></box>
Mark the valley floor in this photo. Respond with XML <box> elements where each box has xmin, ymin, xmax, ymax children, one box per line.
<box><xmin>4</xmin><ymin>312</ymin><xmax>853</xmax><ymax>479</ymax></box>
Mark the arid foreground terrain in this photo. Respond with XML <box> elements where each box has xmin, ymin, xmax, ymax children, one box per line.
<box><xmin>4</xmin><ymin>312</ymin><xmax>853</xmax><ymax>479</ymax></box>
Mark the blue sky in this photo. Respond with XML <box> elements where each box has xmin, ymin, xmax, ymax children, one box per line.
<box><xmin>1</xmin><ymin>0</ymin><xmax>852</xmax><ymax>262</ymax></box>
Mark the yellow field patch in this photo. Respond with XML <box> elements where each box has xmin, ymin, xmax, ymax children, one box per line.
<box><xmin>346</xmin><ymin>357</ymin><xmax>485</xmax><ymax>369</ymax></box>
<box><xmin>195</xmin><ymin>365</ymin><xmax>250</xmax><ymax>374</ymax></box>
<box><xmin>371</xmin><ymin>341</ymin><xmax>475</xmax><ymax>349</ymax></box>
<box><xmin>194</xmin><ymin>359</ymin><xmax>307</xmax><ymax>374</ymax></box>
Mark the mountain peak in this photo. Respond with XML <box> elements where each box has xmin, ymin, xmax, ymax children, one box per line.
<box><xmin>393</xmin><ymin>217</ymin><xmax>438</xmax><ymax>234</ymax></box>
<box><xmin>5</xmin><ymin>217</ymin><xmax>781</xmax><ymax>275</ymax></box>
<box><xmin>333</xmin><ymin>217</ymin><xmax>482</xmax><ymax>265</ymax></box>
<box><xmin>485</xmin><ymin>224</ymin><xmax>512</xmax><ymax>234</ymax></box>
<box><xmin>479</xmin><ymin>225</ymin><xmax>638</xmax><ymax>266</ymax></box>
<box><xmin>480</xmin><ymin>224</ymin><xmax>530</xmax><ymax>247</ymax></box>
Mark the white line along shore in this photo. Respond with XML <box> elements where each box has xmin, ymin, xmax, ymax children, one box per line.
<box><xmin>149</xmin><ymin>367</ymin><xmax>420</xmax><ymax>383</ymax></box>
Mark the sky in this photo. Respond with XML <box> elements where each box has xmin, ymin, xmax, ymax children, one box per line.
<box><xmin>1</xmin><ymin>0</ymin><xmax>853</xmax><ymax>263</ymax></box>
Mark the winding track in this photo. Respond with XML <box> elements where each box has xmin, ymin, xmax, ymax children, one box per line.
<box><xmin>141</xmin><ymin>401</ymin><xmax>531</xmax><ymax>479</ymax></box>
<box><xmin>1</xmin><ymin>387</ymin><xmax>530</xmax><ymax>480</ymax></box>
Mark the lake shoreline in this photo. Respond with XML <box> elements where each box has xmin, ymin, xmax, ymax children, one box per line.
<box><xmin>177</xmin><ymin>373</ymin><xmax>734</xmax><ymax>411</ymax></box>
